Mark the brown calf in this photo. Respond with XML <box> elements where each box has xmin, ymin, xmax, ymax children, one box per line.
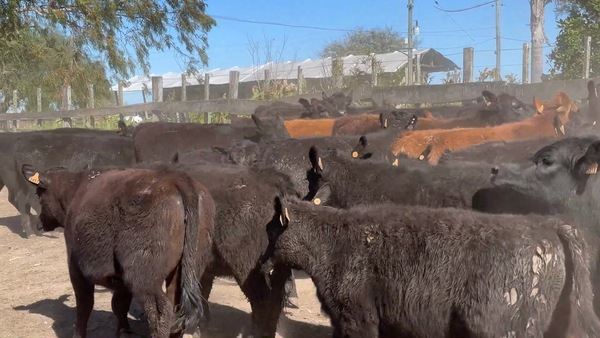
<box><xmin>390</xmin><ymin>93</ymin><xmax>578</xmax><ymax>165</ymax></box>
<box><xmin>22</xmin><ymin>167</ymin><xmax>215</xmax><ymax>338</ymax></box>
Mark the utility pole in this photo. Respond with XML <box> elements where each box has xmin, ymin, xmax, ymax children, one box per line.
<box><xmin>495</xmin><ymin>0</ymin><xmax>501</xmax><ymax>80</ymax></box>
<box><xmin>407</xmin><ymin>0</ymin><xmax>414</xmax><ymax>85</ymax></box>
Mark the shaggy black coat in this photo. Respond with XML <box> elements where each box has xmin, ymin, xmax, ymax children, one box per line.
<box><xmin>308</xmin><ymin>146</ymin><xmax>496</xmax><ymax>209</ymax></box>
<box><xmin>132</xmin><ymin>114</ymin><xmax>290</xmax><ymax>162</ymax></box>
<box><xmin>21</xmin><ymin>167</ymin><xmax>214</xmax><ymax>338</ymax></box>
<box><xmin>263</xmin><ymin>188</ymin><xmax>600</xmax><ymax>338</ymax></box>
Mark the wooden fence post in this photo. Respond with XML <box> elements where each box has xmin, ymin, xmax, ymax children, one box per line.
<box><xmin>371</xmin><ymin>55</ymin><xmax>378</xmax><ymax>86</ymax></box>
<box><xmin>463</xmin><ymin>47</ymin><xmax>474</xmax><ymax>83</ymax></box>
<box><xmin>62</xmin><ymin>86</ymin><xmax>72</xmax><ymax>128</ymax></box>
<box><xmin>179</xmin><ymin>73</ymin><xmax>187</xmax><ymax>123</ymax></box>
<box><xmin>87</xmin><ymin>84</ymin><xmax>95</xmax><ymax>128</ymax></box>
<box><xmin>415</xmin><ymin>53</ymin><xmax>422</xmax><ymax>85</ymax></box>
<box><xmin>12</xmin><ymin>90</ymin><xmax>18</xmax><ymax>130</ymax></box>
<box><xmin>584</xmin><ymin>36</ymin><xmax>592</xmax><ymax>79</ymax></box>
<box><xmin>229</xmin><ymin>70</ymin><xmax>239</xmax><ymax>100</ymax></box>
<box><xmin>36</xmin><ymin>87</ymin><xmax>42</xmax><ymax>129</ymax></box>
<box><xmin>117</xmin><ymin>81</ymin><xmax>125</xmax><ymax>122</ymax></box>
<box><xmin>331</xmin><ymin>58</ymin><xmax>343</xmax><ymax>89</ymax></box>
<box><xmin>297</xmin><ymin>66</ymin><xmax>304</xmax><ymax>94</ymax></box>
<box><xmin>522</xmin><ymin>43</ymin><xmax>530</xmax><ymax>84</ymax></box>
<box><xmin>151</xmin><ymin>76</ymin><xmax>163</xmax><ymax>122</ymax></box>
<box><xmin>264</xmin><ymin>69</ymin><xmax>271</xmax><ymax>97</ymax></box>
<box><xmin>204</xmin><ymin>73</ymin><xmax>210</xmax><ymax>124</ymax></box>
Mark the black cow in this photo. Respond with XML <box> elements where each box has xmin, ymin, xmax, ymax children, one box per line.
<box><xmin>262</xmin><ymin>184</ymin><xmax>600</xmax><ymax>338</ymax></box>
<box><xmin>132</xmin><ymin>114</ymin><xmax>290</xmax><ymax>162</ymax></box>
<box><xmin>21</xmin><ymin>166</ymin><xmax>214</xmax><ymax>338</ymax></box>
<box><xmin>207</xmin><ymin>135</ymin><xmax>373</xmax><ymax>198</ymax></box>
<box><xmin>438</xmin><ymin>136</ymin><xmax>561</xmax><ymax>166</ymax></box>
<box><xmin>1</xmin><ymin>130</ymin><xmax>136</xmax><ymax>237</ymax></box>
<box><xmin>307</xmin><ymin>146</ymin><xmax>497</xmax><ymax>209</ymax></box>
<box><xmin>253</xmin><ymin>98</ymin><xmax>343</xmax><ymax>120</ymax></box>
<box><xmin>477</xmin><ymin>136</ymin><xmax>600</xmax><ymax>215</ymax></box>
<box><xmin>132</xmin><ymin>161</ymin><xmax>309</xmax><ymax>338</ymax></box>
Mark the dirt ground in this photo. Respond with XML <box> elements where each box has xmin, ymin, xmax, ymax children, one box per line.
<box><xmin>0</xmin><ymin>189</ymin><xmax>332</xmax><ymax>338</ymax></box>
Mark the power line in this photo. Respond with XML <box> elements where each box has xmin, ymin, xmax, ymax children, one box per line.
<box><xmin>433</xmin><ymin>0</ymin><xmax>496</xmax><ymax>13</ymax></box>
<box><xmin>210</xmin><ymin>14</ymin><xmax>496</xmax><ymax>35</ymax></box>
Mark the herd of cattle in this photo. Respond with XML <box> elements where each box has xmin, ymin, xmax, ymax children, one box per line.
<box><xmin>3</xmin><ymin>80</ymin><xmax>600</xmax><ymax>338</ymax></box>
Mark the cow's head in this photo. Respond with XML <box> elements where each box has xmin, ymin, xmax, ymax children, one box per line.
<box><xmin>322</xmin><ymin>90</ymin><xmax>353</xmax><ymax>115</ymax></box>
<box><xmin>250</xmin><ymin>113</ymin><xmax>291</xmax><ymax>141</ymax></box>
<box><xmin>21</xmin><ymin>164</ymin><xmax>74</xmax><ymax>232</ymax></box>
<box><xmin>261</xmin><ymin>182</ymin><xmax>332</xmax><ymax>275</ymax></box>
<box><xmin>380</xmin><ymin>111</ymin><xmax>418</xmax><ymax>131</ymax></box>
<box><xmin>488</xmin><ymin>136</ymin><xmax>600</xmax><ymax>206</ymax></box>
<box><xmin>117</xmin><ymin>120</ymin><xmax>135</xmax><ymax>137</ymax></box>
<box><xmin>298</xmin><ymin>98</ymin><xmax>343</xmax><ymax>119</ymax></box>
<box><xmin>476</xmin><ymin>92</ymin><xmax>535</xmax><ymax>125</ymax></box>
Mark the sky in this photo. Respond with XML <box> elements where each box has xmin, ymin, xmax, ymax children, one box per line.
<box><xmin>122</xmin><ymin>0</ymin><xmax>563</xmax><ymax>104</ymax></box>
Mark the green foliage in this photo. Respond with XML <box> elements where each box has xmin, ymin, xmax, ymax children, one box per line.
<box><xmin>1</xmin><ymin>0</ymin><xmax>217</xmax><ymax>79</ymax></box>
<box><xmin>319</xmin><ymin>26</ymin><xmax>419</xmax><ymax>58</ymax></box>
<box><xmin>549</xmin><ymin>4</ymin><xmax>600</xmax><ymax>79</ymax></box>
<box><xmin>0</xmin><ymin>27</ymin><xmax>113</xmax><ymax>113</ymax></box>
<box><xmin>251</xmin><ymin>80</ymin><xmax>298</xmax><ymax>100</ymax></box>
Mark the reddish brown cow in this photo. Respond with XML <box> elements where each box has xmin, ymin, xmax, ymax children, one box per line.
<box><xmin>390</xmin><ymin>93</ymin><xmax>578</xmax><ymax>165</ymax></box>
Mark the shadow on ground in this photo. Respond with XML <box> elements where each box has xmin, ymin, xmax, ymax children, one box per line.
<box><xmin>14</xmin><ymin>295</ymin><xmax>331</xmax><ymax>338</ymax></box>
<box><xmin>0</xmin><ymin>215</ymin><xmax>62</xmax><ymax>239</ymax></box>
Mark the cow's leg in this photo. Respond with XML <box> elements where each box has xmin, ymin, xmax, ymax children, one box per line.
<box><xmin>284</xmin><ymin>270</ymin><xmax>299</xmax><ymax>309</ymax></box>
<box><xmin>339</xmin><ymin>307</ymin><xmax>379</xmax><ymax>338</ymax></box>
<box><xmin>240</xmin><ymin>267</ymin><xmax>290</xmax><ymax>338</ymax></box>
<box><xmin>138</xmin><ymin>292</ymin><xmax>173</xmax><ymax>338</ymax></box>
<box><xmin>197</xmin><ymin>274</ymin><xmax>215</xmax><ymax>337</ymax></box>
<box><xmin>112</xmin><ymin>290</ymin><xmax>134</xmax><ymax>338</ymax></box>
<box><xmin>69</xmin><ymin>262</ymin><xmax>95</xmax><ymax>338</ymax></box>
<box><xmin>14</xmin><ymin>192</ymin><xmax>35</xmax><ymax>237</ymax></box>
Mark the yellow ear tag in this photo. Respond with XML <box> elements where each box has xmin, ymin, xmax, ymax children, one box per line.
<box><xmin>285</xmin><ymin>208</ymin><xmax>290</xmax><ymax>222</ymax></box>
<box><xmin>352</xmin><ymin>151</ymin><xmax>358</xmax><ymax>158</ymax></box>
<box><xmin>383</xmin><ymin>119</ymin><xmax>388</xmax><ymax>128</ymax></box>
<box><xmin>28</xmin><ymin>172</ymin><xmax>40</xmax><ymax>184</ymax></box>
<box><xmin>318</xmin><ymin>158</ymin><xmax>323</xmax><ymax>170</ymax></box>
<box><xmin>314</xmin><ymin>198</ymin><xmax>321</xmax><ymax>205</ymax></box>
<box><xmin>392</xmin><ymin>159</ymin><xmax>398</xmax><ymax>166</ymax></box>
<box><xmin>279</xmin><ymin>215</ymin><xmax>283</xmax><ymax>224</ymax></box>
<box><xmin>560</xmin><ymin>125</ymin><xmax>565</xmax><ymax>135</ymax></box>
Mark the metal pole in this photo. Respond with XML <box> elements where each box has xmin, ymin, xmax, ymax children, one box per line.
<box><xmin>407</xmin><ymin>0</ymin><xmax>414</xmax><ymax>85</ymax></box>
<box><xmin>495</xmin><ymin>0</ymin><xmax>501</xmax><ymax>80</ymax></box>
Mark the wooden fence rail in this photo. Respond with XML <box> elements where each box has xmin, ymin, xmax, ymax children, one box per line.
<box><xmin>1</xmin><ymin>38</ymin><xmax>596</xmax><ymax>130</ymax></box>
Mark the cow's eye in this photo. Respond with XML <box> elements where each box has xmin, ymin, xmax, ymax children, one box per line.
<box><xmin>542</xmin><ymin>158</ymin><xmax>553</xmax><ymax>166</ymax></box>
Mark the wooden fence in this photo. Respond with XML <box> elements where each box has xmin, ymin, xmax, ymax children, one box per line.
<box><xmin>0</xmin><ymin>38</ymin><xmax>596</xmax><ymax>131</ymax></box>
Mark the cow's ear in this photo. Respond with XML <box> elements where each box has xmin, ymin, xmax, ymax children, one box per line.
<box><xmin>379</xmin><ymin>112</ymin><xmax>388</xmax><ymax>128</ymax></box>
<box><xmin>351</xmin><ymin>136</ymin><xmax>368</xmax><ymax>159</ymax></box>
<box><xmin>251</xmin><ymin>114</ymin><xmax>263</xmax><ymax>129</ymax></box>
<box><xmin>311</xmin><ymin>183</ymin><xmax>331</xmax><ymax>206</ymax></box>
<box><xmin>577</xmin><ymin>140</ymin><xmax>600</xmax><ymax>175</ymax></box>
<box><xmin>407</xmin><ymin>115</ymin><xmax>418</xmax><ymax>129</ymax></box>
<box><xmin>118</xmin><ymin>120</ymin><xmax>127</xmax><ymax>132</ymax></box>
<box><xmin>481</xmin><ymin>91</ymin><xmax>497</xmax><ymax>105</ymax></box>
<box><xmin>309</xmin><ymin>146</ymin><xmax>323</xmax><ymax>171</ymax></box>
<box><xmin>298</xmin><ymin>98</ymin><xmax>311</xmax><ymax>109</ymax></box>
<box><xmin>274</xmin><ymin>196</ymin><xmax>290</xmax><ymax>227</ymax></box>
<box><xmin>171</xmin><ymin>152</ymin><xmax>179</xmax><ymax>164</ymax></box>
<box><xmin>22</xmin><ymin>164</ymin><xmax>45</xmax><ymax>187</ymax></box>
<box><xmin>346</xmin><ymin>90</ymin><xmax>353</xmax><ymax>102</ymax></box>
<box><xmin>533</xmin><ymin>97</ymin><xmax>544</xmax><ymax>114</ymax></box>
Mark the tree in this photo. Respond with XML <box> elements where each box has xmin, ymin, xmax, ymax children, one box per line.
<box><xmin>2</xmin><ymin>0</ymin><xmax>217</xmax><ymax>79</ymax></box>
<box><xmin>318</xmin><ymin>26</ymin><xmax>419</xmax><ymax>58</ymax></box>
<box><xmin>529</xmin><ymin>0</ymin><xmax>573</xmax><ymax>83</ymax></box>
<box><xmin>0</xmin><ymin>27</ymin><xmax>113</xmax><ymax>113</ymax></box>
<box><xmin>548</xmin><ymin>2</ymin><xmax>600</xmax><ymax>79</ymax></box>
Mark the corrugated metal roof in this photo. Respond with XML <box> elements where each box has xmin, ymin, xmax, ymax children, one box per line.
<box><xmin>111</xmin><ymin>48</ymin><xmax>459</xmax><ymax>92</ymax></box>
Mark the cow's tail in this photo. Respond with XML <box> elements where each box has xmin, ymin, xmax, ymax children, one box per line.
<box><xmin>172</xmin><ymin>173</ymin><xmax>205</xmax><ymax>332</ymax></box>
<box><xmin>557</xmin><ymin>224</ymin><xmax>600</xmax><ymax>337</ymax></box>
